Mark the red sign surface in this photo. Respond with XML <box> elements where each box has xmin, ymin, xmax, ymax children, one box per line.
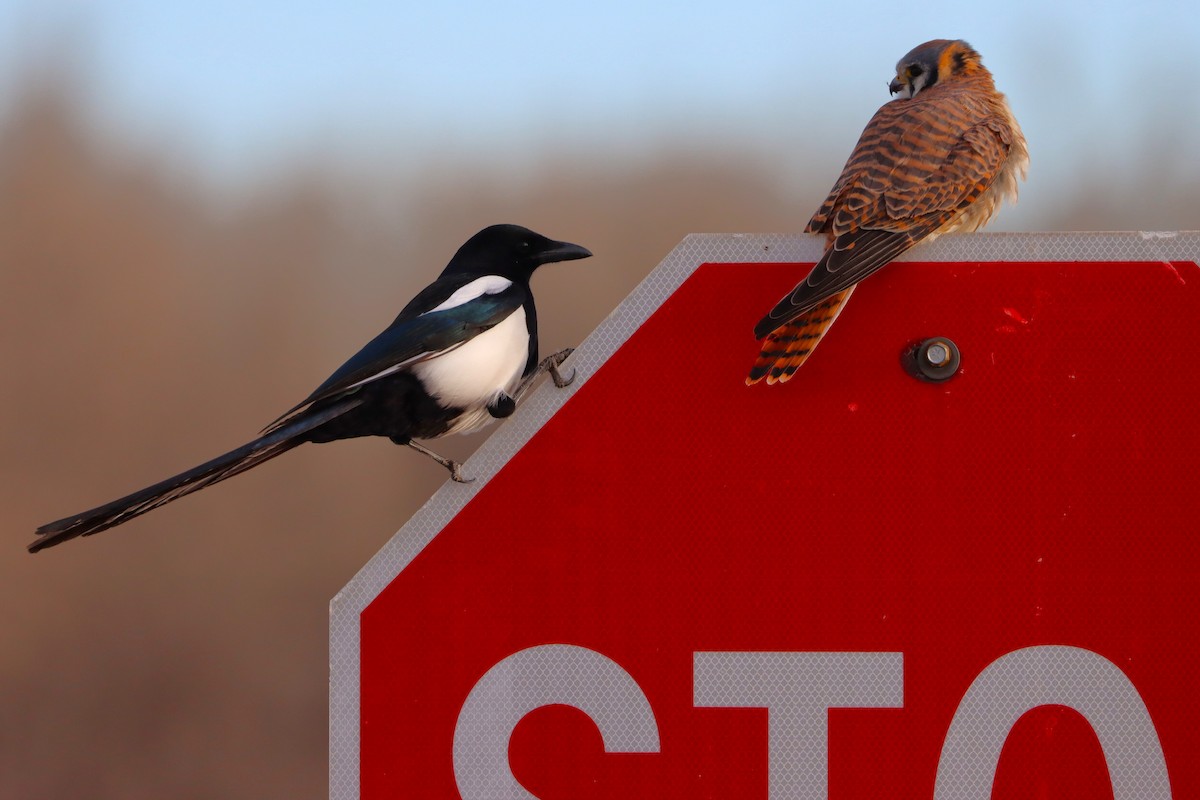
<box><xmin>333</xmin><ymin>234</ymin><xmax>1199</xmax><ymax>800</ymax></box>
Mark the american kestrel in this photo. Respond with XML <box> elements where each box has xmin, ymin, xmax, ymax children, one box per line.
<box><xmin>748</xmin><ymin>39</ymin><xmax>1028</xmax><ymax>384</ymax></box>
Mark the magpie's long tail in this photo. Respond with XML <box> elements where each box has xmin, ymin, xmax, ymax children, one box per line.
<box><xmin>29</xmin><ymin>399</ymin><xmax>362</xmax><ymax>553</ymax></box>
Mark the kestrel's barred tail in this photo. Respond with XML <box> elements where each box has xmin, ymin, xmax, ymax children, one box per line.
<box><xmin>746</xmin><ymin>288</ymin><xmax>854</xmax><ymax>385</ymax></box>
<box><xmin>749</xmin><ymin>39</ymin><xmax>1027</xmax><ymax>384</ymax></box>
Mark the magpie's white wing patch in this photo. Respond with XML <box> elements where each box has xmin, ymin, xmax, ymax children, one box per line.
<box><xmin>424</xmin><ymin>275</ymin><xmax>513</xmax><ymax>315</ymax></box>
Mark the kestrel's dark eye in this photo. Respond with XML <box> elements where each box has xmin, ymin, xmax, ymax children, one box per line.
<box><xmin>908</xmin><ymin>65</ymin><xmax>924</xmax><ymax>79</ymax></box>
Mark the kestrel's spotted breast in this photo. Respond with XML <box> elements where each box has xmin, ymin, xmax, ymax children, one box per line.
<box><xmin>749</xmin><ymin>39</ymin><xmax>1028</xmax><ymax>384</ymax></box>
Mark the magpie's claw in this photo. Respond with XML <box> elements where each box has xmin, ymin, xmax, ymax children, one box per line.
<box><xmin>544</xmin><ymin>348</ymin><xmax>575</xmax><ymax>388</ymax></box>
<box><xmin>448</xmin><ymin>461</ymin><xmax>474</xmax><ymax>484</ymax></box>
<box><xmin>550</xmin><ymin>362</ymin><xmax>575</xmax><ymax>388</ymax></box>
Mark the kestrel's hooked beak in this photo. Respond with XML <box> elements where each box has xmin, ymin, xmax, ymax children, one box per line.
<box><xmin>889</xmin><ymin>76</ymin><xmax>906</xmax><ymax>96</ymax></box>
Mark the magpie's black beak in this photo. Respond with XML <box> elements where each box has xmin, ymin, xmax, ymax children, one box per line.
<box><xmin>537</xmin><ymin>240</ymin><xmax>593</xmax><ymax>265</ymax></box>
<box><xmin>889</xmin><ymin>77</ymin><xmax>905</xmax><ymax>96</ymax></box>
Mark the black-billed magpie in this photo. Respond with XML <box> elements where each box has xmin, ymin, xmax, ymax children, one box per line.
<box><xmin>30</xmin><ymin>224</ymin><xmax>591</xmax><ymax>552</ymax></box>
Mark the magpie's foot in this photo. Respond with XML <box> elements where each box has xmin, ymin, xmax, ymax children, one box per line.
<box><xmin>513</xmin><ymin>347</ymin><xmax>577</xmax><ymax>403</ymax></box>
<box><xmin>448</xmin><ymin>461</ymin><xmax>474</xmax><ymax>484</ymax></box>
<box><xmin>406</xmin><ymin>439</ymin><xmax>473</xmax><ymax>483</ymax></box>
<box><xmin>550</xmin><ymin>362</ymin><xmax>575</xmax><ymax>388</ymax></box>
<box><xmin>543</xmin><ymin>348</ymin><xmax>576</xmax><ymax>388</ymax></box>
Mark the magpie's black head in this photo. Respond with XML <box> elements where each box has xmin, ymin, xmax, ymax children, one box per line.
<box><xmin>443</xmin><ymin>224</ymin><xmax>592</xmax><ymax>281</ymax></box>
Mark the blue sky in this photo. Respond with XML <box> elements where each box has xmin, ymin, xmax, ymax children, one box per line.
<box><xmin>1</xmin><ymin>0</ymin><xmax>1198</xmax><ymax>225</ymax></box>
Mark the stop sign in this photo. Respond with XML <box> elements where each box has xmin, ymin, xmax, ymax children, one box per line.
<box><xmin>331</xmin><ymin>232</ymin><xmax>1199</xmax><ymax>799</ymax></box>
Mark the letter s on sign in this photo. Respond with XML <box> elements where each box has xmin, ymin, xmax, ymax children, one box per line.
<box><xmin>453</xmin><ymin>644</ymin><xmax>661</xmax><ymax>800</ymax></box>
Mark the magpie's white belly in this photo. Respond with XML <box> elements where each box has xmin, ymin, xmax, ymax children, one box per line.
<box><xmin>412</xmin><ymin>307</ymin><xmax>528</xmax><ymax>435</ymax></box>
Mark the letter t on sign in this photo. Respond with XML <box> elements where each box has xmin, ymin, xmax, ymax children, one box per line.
<box><xmin>694</xmin><ymin>652</ymin><xmax>904</xmax><ymax>800</ymax></box>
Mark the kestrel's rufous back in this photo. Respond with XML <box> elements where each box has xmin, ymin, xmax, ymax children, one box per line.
<box><xmin>748</xmin><ymin>39</ymin><xmax>1028</xmax><ymax>385</ymax></box>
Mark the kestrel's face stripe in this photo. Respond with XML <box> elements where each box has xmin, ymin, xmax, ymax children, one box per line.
<box><xmin>750</xmin><ymin>38</ymin><xmax>1028</xmax><ymax>382</ymax></box>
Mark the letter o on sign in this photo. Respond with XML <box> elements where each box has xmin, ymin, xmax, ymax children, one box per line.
<box><xmin>935</xmin><ymin>646</ymin><xmax>1171</xmax><ymax>799</ymax></box>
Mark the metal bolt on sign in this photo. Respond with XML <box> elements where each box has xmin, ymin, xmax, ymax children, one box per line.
<box><xmin>905</xmin><ymin>336</ymin><xmax>961</xmax><ymax>382</ymax></box>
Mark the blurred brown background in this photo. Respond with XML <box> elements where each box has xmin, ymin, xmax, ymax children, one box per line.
<box><xmin>2</xmin><ymin>18</ymin><xmax>1199</xmax><ymax>800</ymax></box>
